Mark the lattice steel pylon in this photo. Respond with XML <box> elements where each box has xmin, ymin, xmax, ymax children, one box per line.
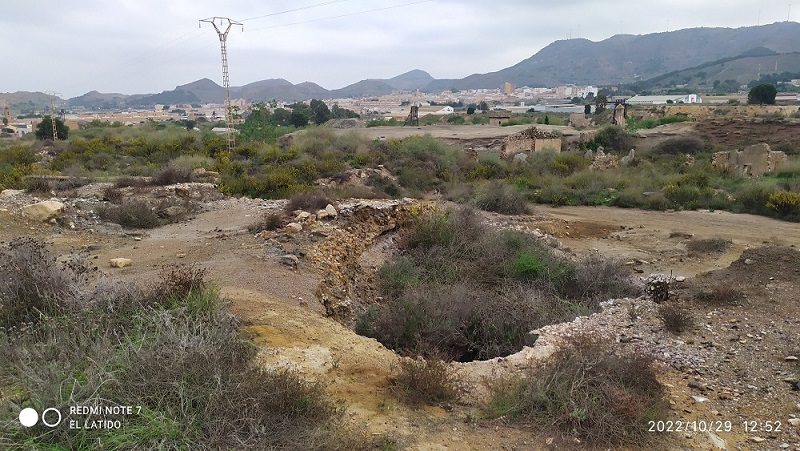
<box><xmin>200</xmin><ymin>17</ymin><xmax>243</xmax><ymax>153</ymax></box>
<box><xmin>45</xmin><ymin>91</ymin><xmax>62</xmax><ymax>141</ymax></box>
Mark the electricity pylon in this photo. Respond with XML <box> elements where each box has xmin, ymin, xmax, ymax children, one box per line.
<box><xmin>200</xmin><ymin>17</ymin><xmax>242</xmax><ymax>153</ymax></box>
<box><xmin>45</xmin><ymin>91</ymin><xmax>61</xmax><ymax>141</ymax></box>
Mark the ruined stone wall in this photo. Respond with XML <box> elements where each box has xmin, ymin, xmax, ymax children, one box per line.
<box><xmin>533</xmin><ymin>138</ymin><xmax>562</xmax><ymax>152</ymax></box>
<box><xmin>503</xmin><ymin>136</ymin><xmax>534</xmax><ymax>154</ymax></box>
<box><xmin>633</xmin><ymin>104</ymin><xmax>800</xmax><ymax>121</ymax></box>
<box><xmin>712</xmin><ymin>143</ymin><xmax>787</xmax><ymax>176</ymax></box>
<box><xmin>501</xmin><ymin>127</ymin><xmax>562</xmax><ymax>157</ymax></box>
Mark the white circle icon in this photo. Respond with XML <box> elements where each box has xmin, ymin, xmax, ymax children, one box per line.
<box><xmin>41</xmin><ymin>408</ymin><xmax>62</xmax><ymax>427</ymax></box>
<box><xmin>19</xmin><ymin>408</ymin><xmax>38</xmax><ymax>427</ymax></box>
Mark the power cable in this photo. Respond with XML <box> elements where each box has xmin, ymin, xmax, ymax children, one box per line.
<box><xmin>246</xmin><ymin>0</ymin><xmax>433</xmax><ymax>31</ymax></box>
<box><xmin>240</xmin><ymin>0</ymin><xmax>353</xmax><ymax>22</ymax></box>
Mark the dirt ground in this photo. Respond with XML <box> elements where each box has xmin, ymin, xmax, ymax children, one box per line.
<box><xmin>2</xmin><ymin>184</ymin><xmax>799</xmax><ymax>450</ymax></box>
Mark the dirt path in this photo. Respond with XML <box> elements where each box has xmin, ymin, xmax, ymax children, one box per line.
<box><xmin>531</xmin><ymin>205</ymin><xmax>800</xmax><ymax>277</ymax></box>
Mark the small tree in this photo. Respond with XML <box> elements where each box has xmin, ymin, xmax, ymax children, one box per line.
<box><xmin>34</xmin><ymin>116</ymin><xmax>69</xmax><ymax>140</ymax></box>
<box><xmin>289</xmin><ymin>110</ymin><xmax>309</xmax><ymax>127</ymax></box>
<box><xmin>2</xmin><ymin>117</ymin><xmax>8</xmax><ymax>126</ymax></box>
<box><xmin>748</xmin><ymin>83</ymin><xmax>777</xmax><ymax>105</ymax></box>
<box><xmin>595</xmin><ymin>94</ymin><xmax>608</xmax><ymax>113</ymax></box>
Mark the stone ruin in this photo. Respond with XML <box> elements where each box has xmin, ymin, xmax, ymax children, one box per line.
<box><xmin>712</xmin><ymin>143</ymin><xmax>787</xmax><ymax>177</ymax></box>
<box><xmin>588</xmin><ymin>147</ymin><xmax>619</xmax><ymax>170</ymax></box>
<box><xmin>569</xmin><ymin>112</ymin><xmax>592</xmax><ymax>128</ymax></box>
<box><xmin>501</xmin><ymin>127</ymin><xmax>562</xmax><ymax>158</ymax></box>
<box><xmin>612</xmin><ymin>103</ymin><xmax>626</xmax><ymax>125</ymax></box>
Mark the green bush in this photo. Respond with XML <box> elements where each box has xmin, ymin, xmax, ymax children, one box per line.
<box><xmin>511</xmin><ymin>252</ymin><xmax>545</xmax><ymax>277</ymax></box>
<box><xmin>733</xmin><ymin>182</ymin><xmax>777</xmax><ymax>215</ymax></box>
<box><xmin>473</xmin><ymin>180</ymin><xmax>529</xmax><ymax>214</ymax></box>
<box><xmin>551</xmin><ymin>152</ymin><xmax>589</xmax><ymax>176</ymax></box>
<box><xmin>767</xmin><ymin>190</ymin><xmax>800</xmax><ymax>217</ymax></box>
<box><xmin>357</xmin><ymin>208</ymin><xmax>640</xmax><ymax>361</ymax></box>
<box><xmin>591</xmin><ymin>125</ymin><xmax>635</xmax><ymax>151</ymax></box>
<box><xmin>627</xmin><ymin>115</ymin><xmax>690</xmax><ymax>130</ymax></box>
<box><xmin>650</xmin><ymin>136</ymin><xmax>706</xmax><ymax>155</ymax></box>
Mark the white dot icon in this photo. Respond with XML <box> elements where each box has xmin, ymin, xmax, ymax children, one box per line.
<box><xmin>19</xmin><ymin>408</ymin><xmax>38</xmax><ymax>427</ymax></box>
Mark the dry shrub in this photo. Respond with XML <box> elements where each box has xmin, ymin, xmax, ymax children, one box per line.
<box><xmin>151</xmin><ymin>166</ymin><xmax>192</xmax><ymax>186</ymax></box>
<box><xmin>151</xmin><ymin>264</ymin><xmax>207</xmax><ymax>301</ymax></box>
<box><xmin>24</xmin><ymin>177</ymin><xmax>52</xmax><ymax>194</ymax></box>
<box><xmin>486</xmin><ymin>333</ymin><xmax>667</xmax><ymax>447</ymax></box>
<box><xmin>248</xmin><ymin>212</ymin><xmax>286</xmax><ymax>233</ymax></box>
<box><xmin>658</xmin><ymin>303</ymin><xmax>694</xmax><ymax>333</ymax></box>
<box><xmin>686</xmin><ymin>237</ymin><xmax>731</xmax><ymax>255</ymax></box>
<box><xmin>98</xmin><ymin>200</ymin><xmax>160</xmax><ymax>229</ymax></box>
<box><xmin>695</xmin><ymin>285</ymin><xmax>745</xmax><ymax>305</ymax></box>
<box><xmin>572</xmin><ymin>253</ymin><xmax>643</xmax><ymax>301</ymax></box>
<box><xmin>0</xmin><ymin>241</ymin><xmax>371</xmax><ymax>450</ymax></box>
<box><xmin>326</xmin><ymin>184</ymin><xmax>388</xmax><ymax>200</ymax></box>
<box><xmin>114</xmin><ymin>176</ymin><xmax>149</xmax><ymax>188</ymax></box>
<box><xmin>390</xmin><ymin>354</ymin><xmax>465</xmax><ymax>406</ymax></box>
<box><xmin>0</xmin><ymin>237</ymin><xmax>88</xmax><ymax>327</ymax></box>
<box><xmin>102</xmin><ymin>185</ymin><xmax>123</xmax><ymax>204</ymax></box>
<box><xmin>284</xmin><ymin>190</ymin><xmax>332</xmax><ymax>213</ymax></box>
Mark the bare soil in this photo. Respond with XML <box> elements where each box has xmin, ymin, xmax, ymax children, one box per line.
<box><xmin>3</xmin><ymin>189</ymin><xmax>799</xmax><ymax>450</ymax></box>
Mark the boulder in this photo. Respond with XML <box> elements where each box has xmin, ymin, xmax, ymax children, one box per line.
<box><xmin>22</xmin><ymin>200</ymin><xmax>65</xmax><ymax>222</ymax></box>
<box><xmin>324</xmin><ymin>204</ymin><xmax>337</xmax><ymax>218</ymax></box>
<box><xmin>316</xmin><ymin>209</ymin><xmax>329</xmax><ymax>219</ymax></box>
<box><xmin>285</xmin><ymin>222</ymin><xmax>303</xmax><ymax>233</ymax></box>
<box><xmin>1</xmin><ymin>189</ymin><xmax>24</xmax><ymax>196</ymax></box>
<box><xmin>160</xmin><ymin>205</ymin><xmax>187</xmax><ymax>218</ymax></box>
<box><xmin>109</xmin><ymin>258</ymin><xmax>132</xmax><ymax>268</ymax></box>
<box><xmin>279</xmin><ymin>254</ymin><xmax>299</xmax><ymax>269</ymax></box>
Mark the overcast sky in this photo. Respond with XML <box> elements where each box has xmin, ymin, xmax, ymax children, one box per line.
<box><xmin>2</xmin><ymin>0</ymin><xmax>796</xmax><ymax>98</ymax></box>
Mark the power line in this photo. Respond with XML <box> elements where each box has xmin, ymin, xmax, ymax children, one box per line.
<box><xmin>247</xmin><ymin>0</ymin><xmax>434</xmax><ymax>32</ymax></box>
<box><xmin>240</xmin><ymin>0</ymin><xmax>353</xmax><ymax>22</ymax></box>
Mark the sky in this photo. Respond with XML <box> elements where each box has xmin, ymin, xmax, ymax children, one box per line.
<box><xmin>2</xmin><ymin>0</ymin><xmax>797</xmax><ymax>98</ymax></box>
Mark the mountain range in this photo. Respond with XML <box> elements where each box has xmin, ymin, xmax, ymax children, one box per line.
<box><xmin>4</xmin><ymin>22</ymin><xmax>800</xmax><ymax>111</ymax></box>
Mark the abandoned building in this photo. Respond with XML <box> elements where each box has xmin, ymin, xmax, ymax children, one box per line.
<box><xmin>488</xmin><ymin>110</ymin><xmax>512</xmax><ymax>126</ymax></box>
<box><xmin>711</xmin><ymin>143</ymin><xmax>787</xmax><ymax>177</ymax></box>
<box><xmin>612</xmin><ymin>103</ymin><xmax>626</xmax><ymax>125</ymax></box>
<box><xmin>569</xmin><ymin>112</ymin><xmax>592</xmax><ymax>128</ymax></box>
<box><xmin>501</xmin><ymin>127</ymin><xmax>562</xmax><ymax>157</ymax></box>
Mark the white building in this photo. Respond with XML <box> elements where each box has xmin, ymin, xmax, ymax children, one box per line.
<box><xmin>626</xmin><ymin>94</ymin><xmax>702</xmax><ymax>105</ymax></box>
<box><xmin>578</xmin><ymin>86</ymin><xmax>599</xmax><ymax>98</ymax></box>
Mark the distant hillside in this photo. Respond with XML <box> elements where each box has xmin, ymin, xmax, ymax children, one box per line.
<box><xmin>633</xmin><ymin>50</ymin><xmax>800</xmax><ymax>91</ymax></box>
<box><xmin>233</xmin><ymin>79</ymin><xmax>329</xmax><ymax>102</ymax></box>
<box><xmin>386</xmin><ymin>70</ymin><xmax>435</xmax><ymax>91</ymax></box>
<box><xmin>424</xmin><ymin>21</ymin><xmax>800</xmax><ymax>90</ymax></box>
<box><xmin>1</xmin><ymin>92</ymin><xmax>59</xmax><ymax>114</ymax></box>
<box><xmin>68</xmin><ymin>91</ymin><xmax>129</xmax><ymax>109</ymax></box>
